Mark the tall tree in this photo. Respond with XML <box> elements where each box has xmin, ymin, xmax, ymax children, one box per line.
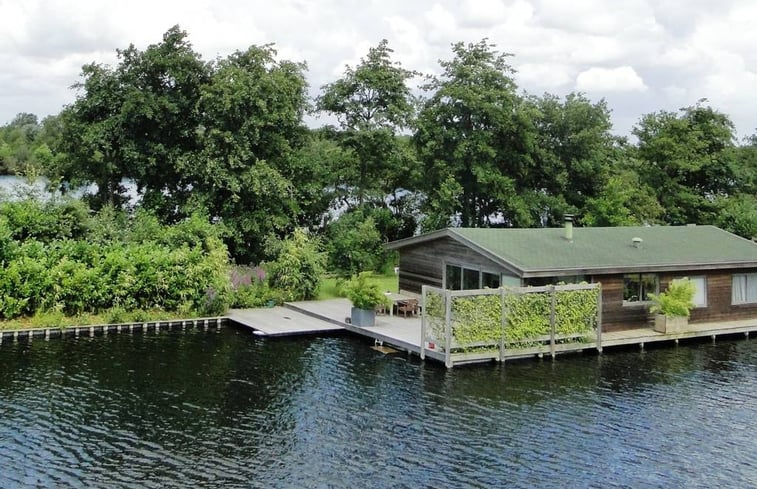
<box><xmin>316</xmin><ymin>39</ymin><xmax>418</xmax><ymax>209</ymax></box>
<box><xmin>526</xmin><ymin>93</ymin><xmax>616</xmax><ymax>224</ymax></box>
<box><xmin>189</xmin><ymin>45</ymin><xmax>310</xmax><ymax>262</ymax></box>
<box><xmin>414</xmin><ymin>39</ymin><xmax>535</xmax><ymax>228</ymax></box>
<box><xmin>55</xmin><ymin>25</ymin><xmax>209</xmax><ymax>211</ymax></box>
<box><xmin>633</xmin><ymin>101</ymin><xmax>737</xmax><ymax>225</ymax></box>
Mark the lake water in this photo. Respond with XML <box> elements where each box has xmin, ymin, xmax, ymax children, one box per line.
<box><xmin>0</xmin><ymin>329</ymin><xmax>755</xmax><ymax>488</ymax></box>
<box><xmin>0</xmin><ymin>175</ymin><xmax>138</xmax><ymax>204</ymax></box>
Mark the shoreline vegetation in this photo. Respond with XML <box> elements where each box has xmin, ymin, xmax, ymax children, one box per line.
<box><xmin>1</xmin><ymin>26</ymin><xmax>754</xmax><ymax>328</ymax></box>
<box><xmin>0</xmin><ymin>272</ymin><xmax>399</xmax><ymax>332</ymax></box>
<box><xmin>0</xmin><ymin>192</ymin><xmax>398</xmax><ymax>331</ymax></box>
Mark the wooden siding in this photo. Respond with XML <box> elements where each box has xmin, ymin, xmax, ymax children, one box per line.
<box><xmin>398</xmin><ymin>237</ymin><xmax>507</xmax><ymax>293</ymax></box>
<box><xmin>595</xmin><ymin>268</ymin><xmax>757</xmax><ymax>331</ymax></box>
<box><xmin>396</xmin><ymin>236</ymin><xmax>757</xmax><ymax>329</ymax></box>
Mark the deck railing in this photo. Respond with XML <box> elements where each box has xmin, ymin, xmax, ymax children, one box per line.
<box><xmin>421</xmin><ymin>283</ymin><xmax>602</xmax><ymax>367</ymax></box>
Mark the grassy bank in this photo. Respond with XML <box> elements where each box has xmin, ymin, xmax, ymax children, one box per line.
<box><xmin>317</xmin><ymin>272</ymin><xmax>399</xmax><ymax>300</ymax></box>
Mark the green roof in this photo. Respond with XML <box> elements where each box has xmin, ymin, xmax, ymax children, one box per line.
<box><xmin>388</xmin><ymin>225</ymin><xmax>757</xmax><ymax>277</ymax></box>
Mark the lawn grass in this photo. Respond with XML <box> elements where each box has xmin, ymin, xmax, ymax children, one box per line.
<box><xmin>317</xmin><ymin>272</ymin><xmax>399</xmax><ymax>300</ymax></box>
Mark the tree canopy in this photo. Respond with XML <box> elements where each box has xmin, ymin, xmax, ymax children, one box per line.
<box><xmin>2</xmin><ymin>28</ymin><xmax>754</xmax><ymax>273</ymax></box>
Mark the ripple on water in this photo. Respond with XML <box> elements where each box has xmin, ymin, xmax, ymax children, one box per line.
<box><xmin>1</xmin><ymin>332</ymin><xmax>756</xmax><ymax>488</ymax></box>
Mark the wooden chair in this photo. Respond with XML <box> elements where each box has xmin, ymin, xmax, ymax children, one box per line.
<box><xmin>396</xmin><ymin>299</ymin><xmax>419</xmax><ymax>318</ymax></box>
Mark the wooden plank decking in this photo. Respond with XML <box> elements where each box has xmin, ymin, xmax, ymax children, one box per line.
<box><xmin>227</xmin><ymin>299</ymin><xmax>757</xmax><ymax>367</ymax></box>
<box><xmin>227</xmin><ymin>306</ymin><xmax>344</xmax><ymax>337</ymax></box>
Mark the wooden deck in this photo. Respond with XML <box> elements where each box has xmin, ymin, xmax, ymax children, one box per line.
<box><xmin>227</xmin><ymin>299</ymin><xmax>757</xmax><ymax>367</ymax></box>
<box><xmin>227</xmin><ymin>306</ymin><xmax>344</xmax><ymax>336</ymax></box>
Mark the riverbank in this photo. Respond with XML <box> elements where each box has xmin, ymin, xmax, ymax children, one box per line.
<box><xmin>0</xmin><ymin>317</ymin><xmax>226</xmax><ymax>344</ymax></box>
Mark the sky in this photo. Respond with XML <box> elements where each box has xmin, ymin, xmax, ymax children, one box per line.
<box><xmin>1</xmin><ymin>0</ymin><xmax>756</xmax><ymax>138</ymax></box>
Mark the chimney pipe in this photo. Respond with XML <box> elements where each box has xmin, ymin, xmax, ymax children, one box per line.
<box><xmin>564</xmin><ymin>214</ymin><xmax>573</xmax><ymax>241</ymax></box>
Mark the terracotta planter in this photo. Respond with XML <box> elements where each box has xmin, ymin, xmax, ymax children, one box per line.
<box><xmin>653</xmin><ymin>314</ymin><xmax>688</xmax><ymax>334</ymax></box>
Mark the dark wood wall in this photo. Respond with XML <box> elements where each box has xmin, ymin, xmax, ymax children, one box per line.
<box><xmin>398</xmin><ymin>237</ymin><xmax>507</xmax><ymax>293</ymax></box>
<box><xmin>397</xmin><ymin>238</ymin><xmax>757</xmax><ymax>329</ymax></box>
<box><xmin>596</xmin><ymin>268</ymin><xmax>757</xmax><ymax>331</ymax></box>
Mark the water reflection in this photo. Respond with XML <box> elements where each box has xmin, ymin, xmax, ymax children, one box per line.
<box><xmin>0</xmin><ymin>329</ymin><xmax>755</xmax><ymax>488</ymax></box>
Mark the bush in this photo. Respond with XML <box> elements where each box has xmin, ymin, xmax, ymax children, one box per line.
<box><xmin>649</xmin><ymin>278</ymin><xmax>696</xmax><ymax>318</ymax></box>
<box><xmin>268</xmin><ymin>229</ymin><xmax>326</xmax><ymax>301</ymax></box>
<box><xmin>345</xmin><ymin>272</ymin><xmax>391</xmax><ymax>310</ymax></box>
<box><xmin>326</xmin><ymin>212</ymin><xmax>384</xmax><ymax>277</ymax></box>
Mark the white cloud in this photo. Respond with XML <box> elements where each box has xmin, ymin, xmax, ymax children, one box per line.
<box><xmin>459</xmin><ymin>0</ymin><xmax>509</xmax><ymax>28</ymax></box>
<box><xmin>1</xmin><ymin>0</ymin><xmax>757</xmax><ymax>137</ymax></box>
<box><xmin>575</xmin><ymin>66</ymin><xmax>648</xmax><ymax>93</ymax></box>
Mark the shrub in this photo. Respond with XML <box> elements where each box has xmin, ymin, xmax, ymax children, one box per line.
<box><xmin>268</xmin><ymin>229</ymin><xmax>326</xmax><ymax>301</ymax></box>
<box><xmin>649</xmin><ymin>278</ymin><xmax>696</xmax><ymax>318</ymax></box>
<box><xmin>326</xmin><ymin>212</ymin><xmax>384</xmax><ymax>277</ymax></box>
<box><xmin>345</xmin><ymin>272</ymin><xmax>391</xmax><ymax>310</ymax></box>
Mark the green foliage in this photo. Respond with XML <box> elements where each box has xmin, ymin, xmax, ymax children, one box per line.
<box><xmin>268</xmin><ymin>229</ymin><xmax>326</xmax><ymax>301</ymax></box>
<box><xmin>0</xmin><ymin>199</ymin><xmax>232</xmax><ymax>320</ymax></box>
<box><xmin>424</xmin><ymin>287</ymin><xmax>599</xmax><ymax>351</ymax></box>
<box><xmin>414</xmin><ymin>39</ymin><xmax>534</xmax><ymax>227</ymax></box>
<box><xmin>0</xmin><ymin>113</ymin><xmax>61</xmax><ymax>175</ymax></box>
<box><xmin>633</xmin><ymin>102</ymin><xmax>737</xmax><ymax>225</ymax></box>
<box><xmin>649</xmin><ymin>278</ymin><xmax>696</xmax><ymax>318</ymax></box>
<box><xmin>451</xmin><ymin>294</ymin><xmax>503</xmax><ymax>346</ymax></box>
<box><xmin>326</xmin><ymin>212</ymin><xmax>384</xmax><ymax>277</ymax></box>
<box><xmin>0</xmin><ymin>197</ymin><xmax>89</xmax><ymax>242</ymax></box>
<box><xmin>715</xmin><ymin>193</ymin><xmax>757</xmax><ymax>240</ymax></box>
<box><xmin>345</xmin><ymin>272</ymin><xmax>391</xmax><ymax>310</ymax></box>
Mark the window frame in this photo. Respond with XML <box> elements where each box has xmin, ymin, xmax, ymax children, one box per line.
<box><xmin>732</xmin><ymin>273</ymin><xmax>757</xmax><ymax>305</ymax></box>
<box><xmin>443</xmin><ymin>261</ymin><xmax>503</xmax><ymax>290</ymax></box>
<box><xmin>682</xmin><ymin>276</ymin><xmax>707</xmax><ymax>308</ymax></box>
<box><xmin>622</xmin><ymin>273</ymin><xmax>659</xmax><ymax>306</ymax></box>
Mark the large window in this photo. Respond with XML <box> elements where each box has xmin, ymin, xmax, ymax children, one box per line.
<box><xmin>446</xmin><ymin>264</ymin><xmax>462</xmax><ymax>291</ymax></box>
<box><xmin>689</xmin><ymin>276</ymin><xmax>707</xmax><ymax>307</ymax></box>
<box><xmin>623</xmin><ymin>273</ymin><xmax>658</xmax><ymax>303</ymax></box>
<box><xmin>732</xmin><ymin>273</ymin><xmax>757</xmax><ymax>304</ymax></box>
<box><xmin>445</xmin><ymin>264</ymin><xmax>502</xmax><ymax>290</ymax></box>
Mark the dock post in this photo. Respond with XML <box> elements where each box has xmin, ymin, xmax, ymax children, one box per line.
<box><xmin>549</xmin><ymin>285</ymin><xmax>556</xmax><ymax>360</ymax></box>
<box><xmin>420</xmin><ymin>286</ymin><xmax>427</xmax><ymax>360</ymax></box>
<box><xmin>499</xmin><ymin>288</ymin><xmax>506</xmax><ymax>363</ymax></box>
<box><xmin>711</xmin><ymin>334</ymin><xmax>716</xmax><ymax>344</ymax></box>
<box><xmin>444</xmin><ymin>289</ymin><xmax>453</xmax><ymax>368</ymax></box>
<box><xmin>596</xmin><ymin>284</ymin><xmax>603</xmax><ymax>354</ymax></box>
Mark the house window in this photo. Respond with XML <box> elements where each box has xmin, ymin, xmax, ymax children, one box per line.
<box><xmin>732</xmin><ymin>273</ymin><xmax>757</xmax><ymax>304</ymax></box>
<box><xmin>688</xmin><ymin>276</ymin><xmax>707</xmax><ymax>307</ymax></box>
<box><xmin>445</xmin><ymin>263</ymin><xmax>503</xmax><ymax>290</ymax></box>
<box><xmin>482</xmin><ymin>272</ymin><xmax>501</xmax><ymax>289</ymax></box>
<box><xmin>623</xmin><ymin>273</ymin><xmax>658</xmax><ymax>303</ymax></box>
<box><xmin>446</xmin><ymin>264</ymin><xmax>462</xmax><ymax>291</ymax></box>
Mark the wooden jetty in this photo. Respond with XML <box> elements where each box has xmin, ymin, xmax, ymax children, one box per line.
<box><xmin>228</xmin><ymin>299</ymin><xmax>757</xmax><ymax>367</ymax></box>
<box><xmin>227</xmin><ymin>305</ymin><xmax>344</xmax><ymax>336</ymax></box>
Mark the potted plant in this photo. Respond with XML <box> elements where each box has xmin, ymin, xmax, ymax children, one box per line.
<box><xmin>345</xmin><ymin>272</ymin><xmax>391</xmax><ymax>327</ymax></box>
<box><xmin>649</xmin><ymin>278</ymin><xmax>696</xmax><ymax>333</ymax></box>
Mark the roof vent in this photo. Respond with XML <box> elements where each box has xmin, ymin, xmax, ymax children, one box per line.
<box><xmin>632</xmin><ymin>237</ymin><xmax>643</xmax><ymax>248</ymax></box>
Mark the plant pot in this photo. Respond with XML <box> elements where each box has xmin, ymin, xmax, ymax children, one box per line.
<box><xmin>350</xmin><ymin>307</ymin><xmax>376</xmax><ymax>327</ymax></box>
<box><xmin>653</xmin><ymin>314</ymin><xmax>688</xmax><ymax>334</ymax></box>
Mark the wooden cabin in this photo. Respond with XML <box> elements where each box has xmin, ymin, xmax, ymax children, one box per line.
<box><xmin>386</xmin><ymin>224</ymin><xmax>757</xmax><ymax>331</ymax></box>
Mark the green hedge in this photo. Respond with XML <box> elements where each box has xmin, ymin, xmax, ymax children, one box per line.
<box><xmin>423</xmin><ymin>287</ymin><xmax>600</xmax><ymax>351</ymax></box>
<box><xmin>0</xmin><ymin>236</ymin><xmax>231</xmax><ymax>319</ymax></box>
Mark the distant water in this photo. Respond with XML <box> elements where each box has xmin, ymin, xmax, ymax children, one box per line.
<box><xmin>0</xmin><ymin>175</ymin><xmax>137</xmax><ymax>203</ymax></box>
<box><xmin>0</xmin><ymin>329</ymin><xmax>756</xmax><ymax>488</ymax></box>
